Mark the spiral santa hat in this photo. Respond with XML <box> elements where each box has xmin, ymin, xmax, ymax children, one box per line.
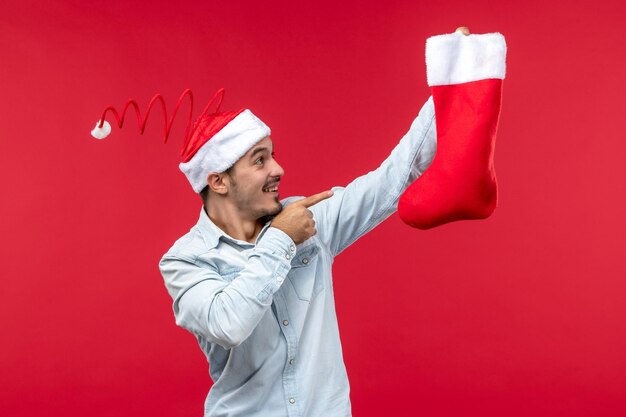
<box><xmin>91</xmin><ymin>88</ymin><xmax>270</xmax><ymax>193</ymax></box>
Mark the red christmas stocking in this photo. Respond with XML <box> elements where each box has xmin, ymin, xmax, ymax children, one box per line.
<box><xmin>398</xmin><ymin>32</ymin><xmax>507</xmax><ymax>229</ymax></box>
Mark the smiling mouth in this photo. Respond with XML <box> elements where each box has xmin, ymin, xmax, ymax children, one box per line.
<box><xmin>262</xmin><ymin>184</ymin><xmax>279</xmax><ymax>193</ymax></box>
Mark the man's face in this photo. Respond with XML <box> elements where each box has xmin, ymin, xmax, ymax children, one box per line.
<box><xmin>224</xmin><ymin>137</ymin><xmax>285</xmax><ymax>221</ymax></box>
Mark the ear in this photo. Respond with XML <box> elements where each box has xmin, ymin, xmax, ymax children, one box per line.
<box><xmin>206</xmin><ymin>172</ymin><xmax>228</xmax><ymax>195</ymax></box>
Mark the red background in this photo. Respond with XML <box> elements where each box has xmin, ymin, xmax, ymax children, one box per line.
<box><xmin>2</xmin><ymin>0</ymin><xmax>625</xmax><ymax>416</ymax></box>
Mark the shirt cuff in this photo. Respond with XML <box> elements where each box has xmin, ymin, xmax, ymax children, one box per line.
<box><xmin>257</xmin><ymin>227</ymin><xmax>297</xmax><ymax>261</ymax></box>
<box><xmin>252</xmin><ymin>227</ymin><xmax>297</xmax><ymax>299</ymax></box>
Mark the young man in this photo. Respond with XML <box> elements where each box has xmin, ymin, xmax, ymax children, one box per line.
<box><xmin>159</xmin><ymin>26</ymin><xmax>500</xmax><ymax>417</ymax></box>
<box><xmin>159</xmin><ymin>93</ymin><xmax>435</xmax><ymax>416</ymax></box>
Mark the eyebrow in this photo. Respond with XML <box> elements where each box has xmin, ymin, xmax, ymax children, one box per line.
<box><xmin>249</xmin><ymin>146</ymin><xmax>272</xmax><ymax>159</ymax></box>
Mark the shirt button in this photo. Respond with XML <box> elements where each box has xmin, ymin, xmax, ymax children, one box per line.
<box><xmin>283</xmin><ymin>320</ymin><xmax>289</xmax><ymax>326</ymax></box>
<box><xmin>286</xmin><ymin>254</ymin><xmax>291</xmax><ymax>260</ymax></box>
<box><xmin>289</xmin><ymin>398</ymin><xmax>296</xmax><ymax>404</ymax></box>
<box><xmin>290</xmin><ymin>245</ymin><xmax>295</xmax><ymax>252</ymax></box>
<box><xmin>289</xmin><ymin>358</ymin><xmax>294</xmax><ymax>365</ymax></box>
<box><xmin>302</xmin><ymin>258</ymin><xmax>309</xmax><ymax>264</ymax></box>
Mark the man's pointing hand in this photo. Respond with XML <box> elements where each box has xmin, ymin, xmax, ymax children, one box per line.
<box><xmin>271</xmin><ymin>191</ymin><xmax>334</xmax><ymax>245</ymax></box>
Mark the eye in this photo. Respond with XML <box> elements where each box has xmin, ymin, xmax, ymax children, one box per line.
<box><xmin>255</xmin><ymin>156</ymin><xmax>264</xmax><ymax>165</ymax></box>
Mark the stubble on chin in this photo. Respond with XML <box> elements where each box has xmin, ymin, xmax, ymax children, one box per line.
<box><xmin>260</xmin><ymin>200</ymin><xmax>283</xmax><ymax>223</ymax></box>
<box><xmin>269</xmin><ymin>199</ymin><xmax>284</xmax><ymax>216</ymax></box>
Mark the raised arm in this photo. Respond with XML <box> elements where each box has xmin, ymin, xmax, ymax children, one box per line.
<box><xmin>311</xmin><ymin>97</ymin><xmax>437</xmax><ymax>256</ymax></box>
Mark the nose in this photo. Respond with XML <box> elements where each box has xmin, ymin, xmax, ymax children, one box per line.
<box><xmin>270</xmin><ymin>157</ymin><xmax>285</xmax><ymax>178</ymax></box>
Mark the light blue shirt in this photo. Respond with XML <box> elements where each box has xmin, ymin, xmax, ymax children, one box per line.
<box><xmin>159</xmin><ymin>98</ymin><xmax>436</xmax><ymax>417</ymax></box>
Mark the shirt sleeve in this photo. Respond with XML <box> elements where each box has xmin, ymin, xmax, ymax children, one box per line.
<box><xmin>159</xmin><ymin>227</ymin><xmax>296</xmax><ymax>349</ymax></box>
<box><xmin>311</xmin><ymin>97</ymin><xmax>436</xmax><ymax>256</ymax></box>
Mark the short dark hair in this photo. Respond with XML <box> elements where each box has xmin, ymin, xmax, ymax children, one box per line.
<box><xmin>199</xmin><ymin>186</ymin><xmax>209</xmax><ymax>204</ymax></box>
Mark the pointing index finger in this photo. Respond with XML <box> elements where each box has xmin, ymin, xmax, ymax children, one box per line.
<box><xmin>297</xmin><ymin>190</ymin><xmax>334</xmax><ymax>208</ymax></box>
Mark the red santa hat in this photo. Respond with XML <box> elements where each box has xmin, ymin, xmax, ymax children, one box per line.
<box><xmin>179</xmin><ymin>108</ymin><xmax>270</xmax><ymax>192</ymax></box>
<box><xmin>91</xmin><ymin>88</ymin><xmax>270</xmax><ymax>193</ymax></box>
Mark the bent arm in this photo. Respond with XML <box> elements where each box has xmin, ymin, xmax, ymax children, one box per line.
<box><xmin>159</xmin><ymin>227</ymin><xmax>295</xmax><ymax>349</ymax></box>
<box><xmin>312</xmin><ymin>97</ymin><xmax>436</xmax><ymax>256</ymax></box>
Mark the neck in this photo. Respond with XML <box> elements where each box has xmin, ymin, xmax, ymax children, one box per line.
<box><xmin>205</xmin><ymin>202</ymin><xmax>264</xmax><ymax>243</ymax></box>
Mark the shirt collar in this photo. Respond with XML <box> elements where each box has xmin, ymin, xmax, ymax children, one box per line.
<box><xmin>196</xmin><ymin>206</ymin><xmax>272</xmax><ymax>249</ymax></box>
